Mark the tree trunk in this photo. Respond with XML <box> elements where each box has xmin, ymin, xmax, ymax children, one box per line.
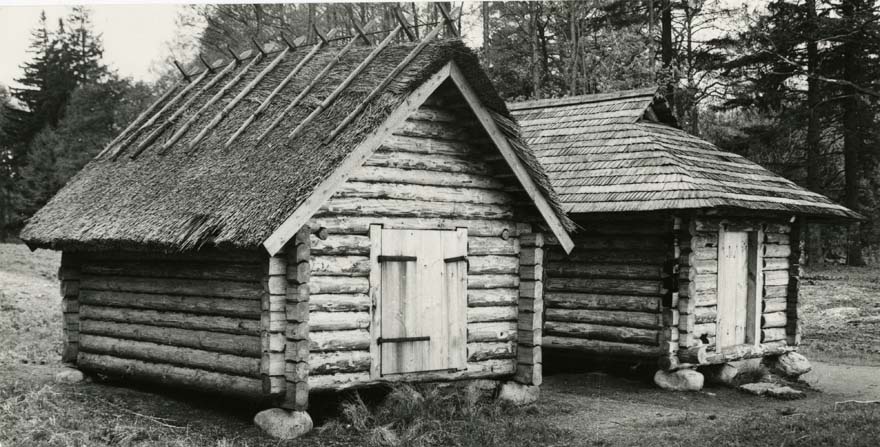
<box><xmin>805</xmin><ymin>0</ymin><xmax>824</xmax><ymax>265</ymax></box>
<box><xmin>841</xmin><ymin>0</ymin><xmax>865</xmax><ymax>266</ymax></box>
<box><xmin>661</xmin><ymin>0</ymin><xmax>674</xmax><ymax>106</ymax></box>
<box><xmin>306</xmin><ymin>3</ymin><xmax>316</xmax><ymax>44</ymax></box>
<box><xmin>530</xmin><ymin>3</ymin><xmax>542</xmax><ymax>99</ymax></box>
<box><xmin>482</xmin><ymin>2</ymin><xmax>490</xmax><ymax>67</ymax></box>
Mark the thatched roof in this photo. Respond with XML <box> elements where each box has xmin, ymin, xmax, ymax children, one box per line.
<box><xmin>509</xmin><ymin>88</ymin><xmax>860</xmax><ymax>220</ymax></box>
<box><xmin>21</xmin><ymin>38</ymin><xmax>572</xmax><ymax>252</ymax></box>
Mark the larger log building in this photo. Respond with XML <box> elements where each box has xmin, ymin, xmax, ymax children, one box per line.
<box><xmin>509</xmin><ymin>89</ymin><xmax>859</xmax><ymax>371</ymax></box>
<box><xmin>21</xmin><ymin>34</ymin><xmax>575</xmax><ymax>417</ymax></box>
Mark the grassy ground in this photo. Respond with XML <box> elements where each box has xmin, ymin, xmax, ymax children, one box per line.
<box><xmin>2</xmin><ymin>242</ymin><xmax>879</xmax><ymax>446</ymax></box>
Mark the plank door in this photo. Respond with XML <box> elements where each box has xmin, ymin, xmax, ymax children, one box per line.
<box><xmin>717</xmin><ymin>230</ymin><xmax>749</xmax><ymax>348</ymax></box>
<box><xmin>378</xmin><ymin>228</ymin><xmax>467</xmax><ymax>375</ymax></box>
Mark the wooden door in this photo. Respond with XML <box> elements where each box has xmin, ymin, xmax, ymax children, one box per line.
<box><xmin>377</xmin><ymin>228</ymin><xmax>467</xmax><ymax>375</ymax></box>
<box><xmin>717</xmin><ymin>230</ymin><xmax>749</xmax><ymax>348</ymax></box>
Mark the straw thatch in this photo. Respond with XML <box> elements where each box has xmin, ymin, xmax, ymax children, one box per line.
<box><xmin>21</xmin><ymin>39</ymin><xmax>570</xmax><ymax>252</ymax></box>
<box><xmin>509</xmin><ymin>88</ymin><xmax>860</xmax><ymax>220</ymax></box>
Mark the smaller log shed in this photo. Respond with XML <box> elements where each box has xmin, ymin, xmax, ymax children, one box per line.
<box><xmin>20</xmin><ymin>38</ymin><xmax>576</xmax><ymax>419</ymax></box>
<box><xmin>509</xmin><ymin>89</ymin><xmax>861</xmax><ymax>372</ymax></box>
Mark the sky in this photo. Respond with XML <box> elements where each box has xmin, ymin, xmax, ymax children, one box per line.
<box><xmin>0</xmin><ymin>3</ymin><xmax>190</xmax><ymax>88</ymax></box>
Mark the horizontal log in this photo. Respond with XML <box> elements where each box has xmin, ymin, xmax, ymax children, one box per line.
<box><xmin>311</xmin><ymin>256</ymin><xmax>370</xmax><ymax>277</ymax></box>
<box><xmin>761</xmin><ymin>328</ymin><xmax>787</xmax><ymax>343</ymax></box>
<box><xmin>680</xmin><ymin>259</ymin><xmax>717</xmax><ymax>278</ymax></box>
<box><xmin>309</xmin><ymin>216</ymin><xmax>529</xmax><ymax>238</ymax></box>
<box><xmin>78</xmin><ymin>353</ymin><xmax>263</xmax><ymax>397</ymax></box>
<box><xmin>694</xmin><ymin>323</ymin><xmax>716</xmax><ymax>337</ymax></box>
<box><xmin>694</xmin><ymin>306</ymin><xmax>717</xmax><ymax>324</ymax></box>
<box><xmin>468</xmin><ymin>274</ymin><xmax>519</xmax><ymax>289</ymax></box>
<box><xmin>318</xmin><ymin>198</ymin><xmax>514</xmax><ymax>220</ymax></box>
<box><xmin>678</xmin><ymin>345</ymin><xmax>708</xmax><ymax>364</ymax></box>
<box><xmin>765</xmin><ymin>233</ymin><xmax>790</xmax><ymax>245</ymax></box>
<box><xmin>310</xmin><ymin>294</ymin><xmax>371</xmax><ymax>313</ymax></box>
<box><xmin>363</xmin><ymin>151</ymin><xmax>489</xmax><ymax>175</ymax></box>
<box><xmin>543</xmin><ymin>336</ymin><xmax>662</xmax><ymax>358</ymax></box>
<box><xmin>80</xmin><ymin>275</ymin><xmax>263</xmax><ymax>300</ymax></box>
<box><xmin>334</xmin><ymin>181</ymin><xmax>512</xmax><ymax>205</ymax></box>
<box><xmin>547</xmin><ymin>249</ymin><xmax>667</xmax><ymax>265</ymax></box>
<box><xmin>308</xmin><ymin>359</ymin><xmax>515</xmax><ymax>391</ymax></box>
<box><xmin>762</xmin><ymin>297</ymin><xmax>787</xmax><ymax>313</ymax></box>
<box><xmin>764</xmin><ymin>223</ymin><xmax>791</xmax><ymax>234</ymax></box>
<box><xmin>684</xmin><ymin>234</ymin><xmax>718</xmax><ymax>249</ymax></box>
<box><xmin>311</xmin><ymin>234</ymin><xmax>370</xmax><ymax>256</ymax></box>
<box><xmin>545</xmin><ymin>262</ymin><xmax>662</xmax><ymax>280</ymax></box>
<box><xmin>380</xmin><ymin>133</ymin><xmax>475</xmax><ymax>153</ymax></box>
<box><xmin>80</xmin><ymin>305</ymin><xmax>259</xmax><ymax>335</ymax></box>
<box><xmin>519</xmin><ymin>265</ymin><xmax>543</xmax><ymax>281</ymax></box>
<box><xmin>544</xmin><ymin>292</ymin><xmax>661</xmax><ymax>312</ymax></box>
<box><xmin>467</xmin><ymin>306</ymin><xmax>517</xmax><ymax>323</ymax></box>
<box><xmin>76</xmin><ymin>250</ymin><xmax>264</xmax><ymax>265</ymax></box>
<box><xmin>80</xmin><ymin>320</ymin><xmax>260</xmax><ymax>357</ymax></box>
<box><xmin>310</xmin><ymin>276</ymin><xmax>370</xmax><ymax>294</ymax></box>
<box><xmin>468</xmin><ymin>322</ymin><xmax>517</xmax><ymax>342</ymax></box>
<box><xmin>564</xmin><ymin>220</ymin><xmax>668</xmax><ymax>236</ymax></box>
<box><xmin>309</xmin><ymin>329</ymin><xmax>371</xmax><ymax>352</ymax></box>
<box><xmin>544</xmin><ymin>321</ymin><xmax>659</xmax><ymax>345</ymax></box>
<box><xmin>468</xmin><ymin>341</ymin><xmax>516</xmax><ymax>362</ymax></box>
<box><xmin>764</xmin><ymin>285</ymin><xmax>788</xmax><ymax>299</ymax></box>
<box><xmin>79</xmin><ymin>334</ymin><xmax>259</xmax><ymax>377</ymax></box>
<box><xmin>310</xmin><ymin>312</ymin><xmax>371</xmax><ymax>332</ymax></box>
<box><xmin>393</xmin><ymin>118</ymin><xmax>475</xmax><ymax>140</ymax></box>
<box><xmin>79</xmin><ymin>290</ymin><xmax>260</xmax><ymax>318</ymax></box>
<box><xmin>349</xmin><ymin>166</ymin><xmax>506</xmax><ymax>190</ymax></box>
<box><xmin>546</xmin><ymin>277</ymin><xmax>664</xmax><ymax>296</ymax></box>
<box><xmin>468</xmin><ymin>237</ymin><xmax>519</xmax><ymax>256</ymax></box>
<box><xmin>80</xmin><ymin>261</ymin><xmax>263</xmax><ymax>282</ymax></box>
<box><xmin>764</xmin><ymin>245</ymin><xmax>792</xmax><ymax>258</ymax></box>
<box><xmin>469</xmin><ymin>256</ymin><xmax>519</xmax><ymax>275</ymax></box>
<box><xmin>468</xmin><ymin>289</ymin><xmax>518</xmax><ymax>307</ymax></box>
<box><xmin>764</xmin><ymin>270</ymin><xmax>790</xmax><ymax>287</ymax></box>
<box><xmin>762</xmin><ymin>312</ymin><xmax>787</xmax><ymax>328</ymax></box>
<box><xmin>686</xmin><ymin>247</ymin><xmax>718</xmax><ymax>262</ymax></box>
<box><xmin>703</xmin><ymin>341</ymin><xmax>792</xmax><ymax>365</ymax></box>
<box><xmin>308</xmin><ymin>350</ymin><xmax>371</xmax><ymax>375</ymax></box>
<box><xmin>519</xmin><ymin>248</ymin><xmax>543</xmax><ymax>266</ymax></box>
<box><xmin>568</xmin><ymin>236</ymin><xmax>666</xmax><ymax>251</ymax></box>
<box><xmin>545</xmin><ymin>308</ymin><xmax>662</xmax><ymax>329</ymax></box>
<box><xmin>763</xmin><ymin>257</ymin><xmax>790</xmax><ymax>271</ymax></box>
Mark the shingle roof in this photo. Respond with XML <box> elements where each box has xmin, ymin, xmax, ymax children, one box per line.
<box><xmin>509</xmin><ymin>88</ymin><xmax>860</xmax><ymax>220</ymax></box>
<box><xmin>21</xmin><ymin>38</ymin><xmax>571</xmax><ymax>252</ymax></box>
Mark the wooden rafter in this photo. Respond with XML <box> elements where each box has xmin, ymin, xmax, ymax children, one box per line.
<box><xmin>394</xmin><ymin>8</ymin><xmax>416</xmax><ymax>41</ymax></box>
<box><xmin>436</xmin><ymin>3</ymin><xmax>460</xmax><ymax>38</ymax></box>
<box><xmin>223</xmin><ymin>30</ymin><xmax>337</xmax><ymax>149</ymax></box>
<box><xmin>130</xmin><ymin>59</ymin><xmax>237</xmax><ymax>159</ymax></box>
<box><xmin>108</xmin><ymin>69</ymin><xmax>210</xmax><ymax>160</ymax></box>
<box><xmin>323</xmin><ymin>7</ymin><xmax>461</xmax><ymax>145</ymax></box>
<box><xmin>255</xmin><ymin>20</ymin><xmax>381</xmax><ymax>146</ymax></box>
<box><xmin>188</xmin><ymin>40</ymin><xmax>295</xmax><ymax>152</ymax></box>
<box><xmin>160</xmin><ymin>51</ymin><xmax>261</xmax><ymax>155</ymax></box>
<box><xmin>96</xmin><ymin>81</ymin><xmax>181</xmax><ymax>159</ymax></box>
<box><xmin>286</xmin><ymin>24</ymin><xmax>402</xmax><ymax>141</ymax></box>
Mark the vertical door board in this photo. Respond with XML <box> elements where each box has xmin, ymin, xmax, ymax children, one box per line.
<box><xmin>717</xmin><ymin>230</ymin><xmax>749</xmax><ymax>349</ymax></box>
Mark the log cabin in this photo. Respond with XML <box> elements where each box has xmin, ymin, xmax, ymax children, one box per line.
<box><xmin>20</xmin><ymin>17</ymin><xmax>575</xmax><ymax>433</ymax></box>
<box><xmin>509</xmin><ymin>88</ymin><xmax>860</xmax><ymax>374</ymax></box>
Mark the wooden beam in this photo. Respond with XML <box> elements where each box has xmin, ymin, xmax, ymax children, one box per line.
<box><xmin>446</xmin><ymin>62</ymin><xmax>574</xmax><ymax>254</ymax></box>
<box><xmin>286</xmin><ymin>22</ymin><xmax>401</xmax><ymax>141</ymax></box>
<box><xmin>223</xmin><ymin>32</ymin><xmax>323</xmax><ymax>148</ymax></box>
<box><xmin>435</xmin><ymin>2</ymin><xmax>460</xmax><ymax>37</ymax></box>
<box><xmin>131</xmin><ymin>59</ymin><xmax>236</xmax><ymax>159</ymax></box>
<box><xmin>394</xmin><ymin>8</ymin><xmax>416</xmax><ymax>41</ymax></box>
<box><xmin>262</xmin><ymin>64</ymin><xmax>453</xmax><ymax>256</ymax></box>
<box><xmin>323</xmin><ymin>7</ymin><xmax>461</xmax><ymax>144</ymax></box>
<box><xmin>96</xmin><ymin>81</ymin><xmax>181</xmax><ymax>159</ymax></box>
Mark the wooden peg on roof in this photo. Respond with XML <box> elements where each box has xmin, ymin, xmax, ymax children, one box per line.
<box><xmin>173</xmin><ymin>60</ymin><xmax>191</xmax><ymax>82</ymax></box>
<box><xmin>280</xmin><ymin>33</ymin><xmax>297</xmax><ymax>50</ymax></box>
<box><xmin>394</xmin><ymin>8</ymin><xmax>416</xmax><ymax>41</ymax></box>
<box><xmin>351</xmin><ymin>17</ymin><xmax>372</xmax><ymax>45</ymax></box>
<box><xmin>314</xmin><ymin>25</ymin><xmax>331</xmax><ymax>45</ymax></box>
<box><xmin>436</xmin><ymin>2</ymin><xmax>460</xmax><ymax>38</ymax></box>
<box><xmin>226</xmin><ymin>45</ymin><xmax>242</xmax><ymax>64</ymax></box>
<box><xmin>198</xmin><ymin>54</ymin><xmax>215</xmax><ymax>73</ymax></box>
<box><xmin>252</xmin><ymin>38</ymin><xmax>268</xmax><ymax>57</ymax></box>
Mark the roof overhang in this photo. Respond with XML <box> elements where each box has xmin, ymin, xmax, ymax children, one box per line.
<box><xmin>262</xmin><ymin>61</ymin><xmax>575</xmax><ymax>256</ymax></box>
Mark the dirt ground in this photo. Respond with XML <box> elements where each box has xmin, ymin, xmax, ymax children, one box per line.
<box><xmin>2</xmin><ymin>243</ymin><xmax>879</xmax><ymax>446</ymax></box>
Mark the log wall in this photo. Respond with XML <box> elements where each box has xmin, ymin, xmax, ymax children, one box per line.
<box><xmin>677</xmin><ymin>216</ymin><xmax>799</xmax><ymax>365</ymax></box>
<box><xmin>543</xmin><ymin>216</ymin><xmax>668</xmax><ymax>359</ymax></box>
<box><xmin>303</xmin><ymin>90</ymin><xmax>531</xmax><ymax>390</ymax></box>
<box><xmin>74</xmin><ymin>250</ymin><xmax>266</xmax><ymax>397</ymax></box>
<box><xmin>60</xmin><ymin>253</ymin><xmax>81</xmax><ymax>363</ymax></box>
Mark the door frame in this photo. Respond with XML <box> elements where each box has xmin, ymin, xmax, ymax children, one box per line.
<box><xmin>715</xmin><ymin>223</ymin><xmax>763</xmax><ymax>350</ymax></box>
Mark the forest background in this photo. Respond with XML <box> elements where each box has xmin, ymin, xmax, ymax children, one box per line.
<box><xmin>1</xmin><ymin>0</ymin><xmax>878</xmax><ymax>266</ymax></box>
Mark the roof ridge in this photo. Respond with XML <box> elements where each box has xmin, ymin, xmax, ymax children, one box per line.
<box><xmin>507</xmin><ymin>87</ymin><xmax>659</xmax><ymax>111</ymax></box>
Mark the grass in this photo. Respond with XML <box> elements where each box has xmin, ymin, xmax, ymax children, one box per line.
<box><xmin>2</xmin><ymin>241</ymin><xmax>880</xmax><ymax>446</ymax></box>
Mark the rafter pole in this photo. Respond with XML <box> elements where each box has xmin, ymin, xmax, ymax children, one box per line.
<box><xmin>222</xmin><ymin>33</ymin><xmax>321</xmax><ymax>148</ymax></box>
<box><xmin>173</xmin><ymin>60</ymin><xmax>191</xmax><ymax>81</ymax></box>
<box><xmin>130</xmin><ymin>59</ymin><xmax>237</xmax><ymax>159</ymax></box>
<box><xmin>286</xmin><ymin>24</ymin><xmax>403</xmax><ymax>141</ymax></box>
<box><xmin>161</xmin><ymin>50</ymin><xmax>262</xmax><ymax>155</ymax></box>
<box><xmin>108</xmin><ymin>69</ymin><xmax>210</xmax><ymax>160</ymax></box>
<box><xmin>188</xmin><ymin>39</ymin><xmax>297</xmax><ymax>152</ymax></box>
<box><xmin>394</xmin><ymin>8</ymin><xmax>417</xmax><ymax>41</ymax></box>
<box><xmin>324</xmin><ymin>7</ymin><xmax>461</xmax><ymax>144</ymax></box>
<box><xmin>199</xmin><ymin>54</ymin><xmax>215</xmax><ymax>73</ymax></box>
<box><xmin>436</xmin><ymin>3</ymin><xmax>460</xmax><ymax>38</ymax></box>
<box><xmin>252</xmin><ymin>38</ymin><xmax>268</xmax><ymax>57</ymax></box>
<box><xmin>255</xmin><ymin>20</ymin><xmax>381</xmax><ymax>145</ymax></box>
<box><xmin>96</xmin><ymin>81</ymin><xmax>181</xmax><ymax>159</ymax></box>
<box><xmin>227</xmin><ymin>46</ymin><xmax>243</xmax><ymax>64</ymax></box>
